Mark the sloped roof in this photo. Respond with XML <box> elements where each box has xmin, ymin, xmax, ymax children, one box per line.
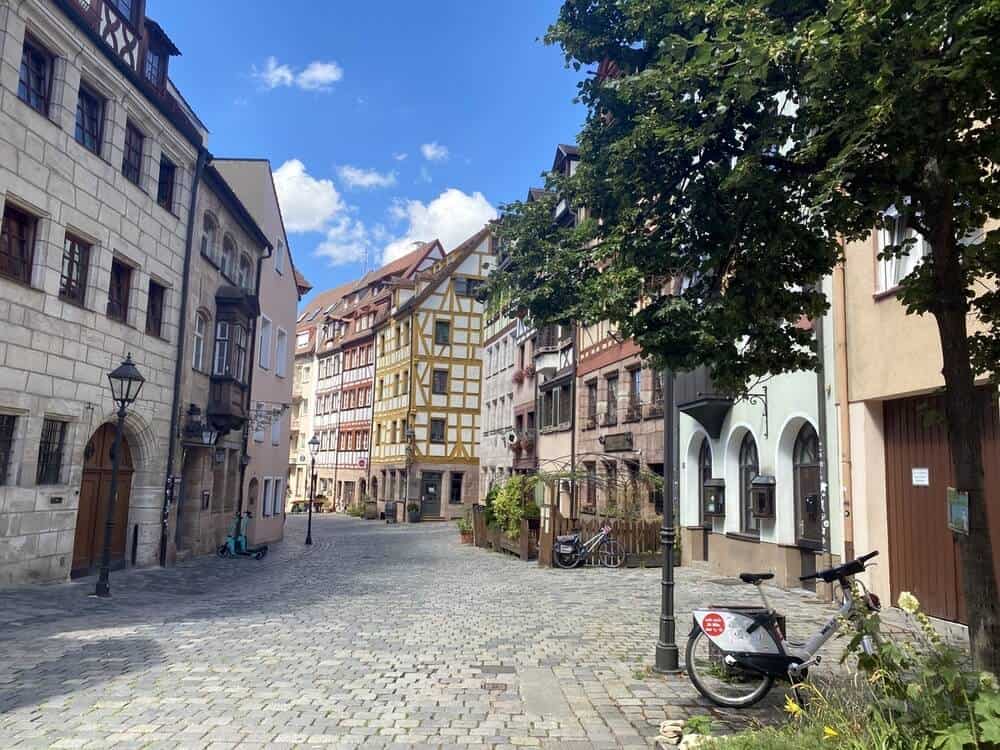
<box><xmin>294</xmin><ymin>268</ymin><xmax>313</xmax><ymax>295</ymax></box>
<box><xmin>397</xmin><ymin>227</ymin><xmax>492</xmax><ymax>314</ymax></box>
<box><xmin>298</xmin><ymin>280</ymin><xmax>355</xmax><ymax>330</ymax></box>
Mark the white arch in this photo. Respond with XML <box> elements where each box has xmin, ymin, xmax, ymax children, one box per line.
<box><xmin>724</xmin><ymin>422</ymin><xmax>759</xmax><ymax>536</ymax></box>
<box><xmin>681</xmin><ymin>427</ymin><xmax>712</xmax><ymax>527</ymax></box>
<box><xmin>773</xmin><ymin>412</ymin><xmax>818</xmax><ymax>548</ymax></box>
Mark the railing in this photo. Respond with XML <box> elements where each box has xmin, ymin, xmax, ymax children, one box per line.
<box><xmin>602</xmin><ymin>411</ymin><xmax>618</xmax><ymax>427</ymax></box>
<box><xmin>624</xmin><ymin>400</ymin><xmax>642</xmax><ymax>423</ymax></box>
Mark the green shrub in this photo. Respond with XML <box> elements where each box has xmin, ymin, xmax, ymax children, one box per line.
<box><xmin>490</xmin><ymin>474</ymin><xmax>537</xmax><ymax>539</ymax></box>
<box><xmin>456</xmin><ymin>514</ymin><xmax>472</xmax><ymax>533</ymax></box>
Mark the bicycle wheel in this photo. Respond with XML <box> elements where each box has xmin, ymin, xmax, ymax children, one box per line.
<box><xmin>554</xmin><ymin>550</ymin><xmax>579</xmax><ymax>569</ymax></box>
<box><xmin>686</xmin><ymin>629</ymin><xmax>774</xmax><ymax>708</ymax></box>
<box><xmin>599</xmin><ymin>539</ymin><xmax>625</xmax><ymax>568</ymax></box>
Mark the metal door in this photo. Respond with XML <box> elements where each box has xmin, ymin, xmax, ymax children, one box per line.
<box><xmin>421</xmin><ymin>472</ymin><xmax>442</xmax><ymax>517</ymax></box>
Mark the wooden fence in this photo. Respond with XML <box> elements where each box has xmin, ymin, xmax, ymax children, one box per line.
<box><xmin>471</xmin><ymin>504</ymin><xmax>539</xmax><ymax>560</ymax></box>
<box><xmin>546</xmin><ymin>511</ymin><xmax>663</xmax><ymax>567</ymax></box>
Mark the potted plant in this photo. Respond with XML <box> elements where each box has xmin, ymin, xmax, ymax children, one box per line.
<box><xmin>406</xmin><ymin>501</ymin><xmax>421</xmax><ymax>523</ymax></box>
<box><xmin>512</xmin><ymin>369</ymin><xmax>525</xmax><ymax>385</ymax></box>
<box><xmin>525</xmin><ymin>363</ymin><xmax>536</xmax><ymax>378</ymax></box>
<box><xmin>456</xmin><ymin>514</ymin><xmax>473</xmax><ymax>544</ymax></box>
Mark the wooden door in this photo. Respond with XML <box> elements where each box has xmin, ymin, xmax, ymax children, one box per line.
<box><xmin>421</xmin><ymin>472</ymin><xmax>442</xmax><ymax>517</ymax></box>
<box><xmin>72</xmin><ymin>423</ymin><xmax>133</xmax><ymax>578</ymax></box>
<box><xmin>884</xmin><ymin>391</ymin><xmax>1000</xmax><ymax>622</ymax></box>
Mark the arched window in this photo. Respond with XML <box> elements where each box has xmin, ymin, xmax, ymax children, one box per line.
<box><xmin>793</xmin><ymin>423</ymin><xmax>822</xmax><ymax>548</ymax></box>
<box><xmin>698</xmin><ymin>438</ymin><xmax>712</xmax><ymax>526</ymax></box>
<box><xmin>238</xmin><ymin>254</ymin><xmax>253</xmax><ymax>291</ymax></box>
<box><xmin>192</xmin><ymin>312</ymin><xmax>207</xmax><ymax>371</ymax></box>
<box><xmin>221</xmin><ymin>236</ymin><xmax>236</xmax><ymax>279</ymax></box>
<box><xmin>200</xmin><ymin>214</ymin><xmax>218</xmax><ymax>260</ymax></box>
<box><xmin>739</xmin><ymin>432</ymin><xmax>759</xmax><ymax>535</ymax></box>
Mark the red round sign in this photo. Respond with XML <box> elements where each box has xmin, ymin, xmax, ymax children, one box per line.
<box><xmin>702</xmin><ymin>613</ymin><xmax>726</xmax><ymax>637</ymax></box>
<box><xmin>358</xmin><ymin>458</ymin><xmax>366</xmax><ymax>468</ymax></box>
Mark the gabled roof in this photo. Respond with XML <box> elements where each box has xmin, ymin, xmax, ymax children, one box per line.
<box><xmin>527</xmin><ymin>187</ymin><xmax>551</xmax><ymax>203</ymax></box>
<box><xmin>294</xmin><ymin>268</ymin><xmax>313</xmax><ymax>296</ymax></box>
<box><xmin>297</xmin><ymin>280</ymin><xmax>355</xmax><ymax>331</ymax></box>
<box><xmin>552</xmin><ymin>143</ymin><xmax>579</xmax><ymax>173</ymax></box>
<box><xmin>397</xmin><ymin>227</ymin><xmax>492</xmax><ymax>315</ymax></box>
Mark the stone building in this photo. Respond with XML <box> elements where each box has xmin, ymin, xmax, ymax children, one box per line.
<box><xmin>0</xmin><ymin>0</ymin><xmax>203</xmax><ymax>583</ymax></box>
<box><xmin>479</xmin><ymin>287</ymin><xmax>515</xmax><ymax>497</ymax></box>
<box><xmin>288</xmin><ymin>321</ymin><xmax>317</xmax><ymax>510</ymax></box>
<box><xmin>371</xmin><ymin>229</ymin><xmax>492</xmax><ymax>521</ymax></box>
<box><xmin>213</xmin><ymin>158</ymin><xmax>308</xmax><ymax>547</ymax></box>
<box><xmin>167</xmin><ymin>164</ymin><xmax>269</xmax><ymax>559</ymax></box>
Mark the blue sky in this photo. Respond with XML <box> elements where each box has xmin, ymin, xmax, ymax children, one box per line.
<box><xmin>154</xmin><ymin>1</ymin><xmax>585</xmax><ymax>306</ymax></box>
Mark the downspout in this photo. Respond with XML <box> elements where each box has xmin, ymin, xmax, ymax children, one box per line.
<box><xmin>160</xmin><ymin>145</ymin><xmax>208</xmax><ymax>568</ymax></box>
<box><xmin>814</xmin><ymin>283</ymin><xmax>834</xmax><ymax>598</ymax></box>
<box><xmin>833</xmin><ymin>247</ymin><xmax>855</xmax><ymax>560</ymax></box>
<box><xmin>569</xmin><ymin>323</ymin><xmax>578</xmax><ymax>518</ymax></box>
<box><xmin>236</xmin><ymin>241</ymin><xmax>272</xmax><ymax>529</ymax></box>
<box><xmin>364</xmin><ymin>330</ymin><xmax>375</xmax><ymax>504</ymax></box>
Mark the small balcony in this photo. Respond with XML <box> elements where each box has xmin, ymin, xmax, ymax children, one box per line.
<box><xmin>601</xmin><ymin>411</ymin><xmax>618</xmax><ymax>428</ymax></box>
<box><xmin>207</xmin><ymin>375</ymin><xmax>248</xmax><ymax>433</ymax></box>
<box><xmin>624</xmin><ymin>400</ymin><xmax>642</xmax><ymax>423</ymax></box>
<box><xmin>675</xmin><ymin>365</ymin><xmax>734</xmax><ymax>439</ymax></box>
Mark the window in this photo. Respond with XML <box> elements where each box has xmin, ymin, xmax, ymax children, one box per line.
<box><xmin>238</xmin><ymin>255</ymin><xmax>253</xmax><ymax>291</ymax></box>
<box><xmin>271</xmin><ymin>417</ymin><xmax>281</xmax><ymax>446</ymax></box>
<box><xmin>144</xmin><ymin>48</ymin><xmax>163</xmax><ymax>87</ymax></box>
<box><xmin>259</xmin><ymin>317</ymin><xmax>272</xmax><ymax>369</ymax></box>
<box><xmin>146</xmin><ymin>280</ymin><xmax>165</xmax><ymax>337</ymax></box>
<box><xmin>390</xmin><ymin>421</ymin><xmax>397</xmax><ymax>444</ymax></box>
<box><xmin>629</xmin><ymin>368</ymin><xmax>642</xmax><ymax>405</ymax></box>
<box><xmin>221</xmin><ymin>237</ymin><xmax>236</xmax><ymax>279</ymax></box>
<box><xmin>393</xmin><ymin>373</ymin><xmax>400</xmax><ymax>396</ymax></box>
<box><xmin>200</xmin><ymin>214</ymin><xmax>218</xmax><ymax>260</ymax></box>
<box><xmin>430</xmin><ymin>418</ymin><xmax>446</xmax><ymax>443</ymax></box>
<box><xmin>107</xmin><ymin>259</ymin><xmax>132</xmax><ymax>322</ymax></box>
<box><xmin>454</xmin><ymin>277</ymin><xmax>483</xmax><ymax>297</ymax></box>
<box><xmin>262</xmin><ymin>478</ymin><xmax>273</xmax><ymax>517</ymax></box>
<box><xmin>605</xmin><ymin>374</ymin><xmax>619</xmax><ymax>426</ymax></box>
<box><xmin>605</xmin><ymin>462</ymin><xmax>618</xmax><ymax>506</ymax></box>
<box><xmin>698</xmin><ymin>439</ymin><xmax>712</xmax><ymax>525</ymax></box>
<box><xmin>18</xmin><ymin>36</ymin><xmax>52</xmax><ymax>115</ymax></box>
<box><xmin>234</xmin><ymin>325</ymin><xmax>247</xmax><ymax>381</ymax></box>
<box><xmin>739</xmin><ymin>432</ymin><xmax>760</xmax><ymax>536</ymax></box>
<box><xmin>376</xmin><ymin>423</ymin><xmax>382</xmax><ymax>446</ymax></box>
<box><xmin>36</xmin><ymin>418</ymin><xmax>67</xmax><ymax>485</ymax></box>
<box><xmin>75</xmin><ymin>84</ymin><xmax>104</xmax><ymax>154</ymax></box>
<box><xmin>59</xmin><ymin>235</ymin><xmax>90</xmax><ymax>305</ymax></box>
<box><xmin>651</xmin><ymin>370</ymin><xmax>663</xmax><ymax>407</ymax></box>
<box><xmin>109</xmin><ymin>0</ymin><xmax>134</xmax><ymax>22</ymax></box>
<box><xmin>584</xmin><ymin>462</ymin><xmax>597</xmax><ymax>511</ymax></box>
<box><xmin>793</xmin><ymin>423</ymin><xmax>822</xmax><ymax>547</ymax></box>
<box><xmin>156</xmin><ymin>156</ymin><xmax>176</xmax><ymax>212</ymax></box>
<box><xmin>274</xmin><ymin>241</ymin><xmax>285</xmax><ymax>274</ymax></box>
<box><xmin>877</xmin><ymin>206</ymin><xmax>929</xmax><ymax>292</ymax></box>
<box><xmin>432</xmin><ymin>369</ymin><xmax>448</xmax><ymax>395</ymax></box>
<box><xmin>275</xmin><ymin>329</ymin><xmax>288</xmax><ymax>376</ymax></box>
<box><xmin>0</xmin><ymin>415</ymin><xmax>16</xmax><ymax>486</ymax></box>
<box><xmin>449</xmin><ymin>473</ymin><xmax>464</xmax><ymax>504</ymax></box>
<box><xmin>586</xmin><ymin>381</ymin><xmax>598</xmax><ymax>426</ymax></box>
<box><xmin>192</xmin><ymin>313</ymin><xmax>207</xmax><ymax>371</ymax></box>
<box><xmin>1</xmin><ymin>204</ymin><xmax>36</xmax><ymax>285</ymax></box>
<box><xmin>434</xmin><ymin>320</ymin><xmax>451</xmax><ymax>345</ymax></box>
<box><xmin>213</xmin><ymin>322</ymin><xmax>230</xmax><ymax>376</ymax></box>
<box><xmin>122</xmin><ymin>122</ymin><xmax>144</xmax><ymax>185</ymax></box>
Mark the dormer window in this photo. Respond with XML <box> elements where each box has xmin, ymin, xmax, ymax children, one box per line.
<box><xmin>144</xmin><ymin>48</ymin><xmax>163</xmax><ymax>88</ymax></box>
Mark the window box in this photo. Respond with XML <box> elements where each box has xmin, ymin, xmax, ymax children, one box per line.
<box><xmin>703</xmin><ymin>478</ymin><xmax>725</xmax><ymax>518</ymax></box>
<box><xmin>750</xmin><ymin>475</ymin><xmax>776</xmax><ymax>519</ymax></box>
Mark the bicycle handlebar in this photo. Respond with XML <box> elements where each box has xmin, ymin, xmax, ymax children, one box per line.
<box><xmin>800</xmin><ymin>550</ymin><xmax>879</xmax><ymax>583</ymax></box>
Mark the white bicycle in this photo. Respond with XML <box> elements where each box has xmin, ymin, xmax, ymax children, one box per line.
<box><xmin>686</xmin><ymin>550</ymin><xmax>882</xmax><ymax>708</ymax></box>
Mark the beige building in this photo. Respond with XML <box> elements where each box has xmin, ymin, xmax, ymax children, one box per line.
<box><xmin>213</xmin><ymin>159</ymin><xmax>307</xmax><ymax>547</ymax></box>
<box><xmin>0</xmin><ymin>0</ymin><xmax>203</xmax><ymax>583</ymax></box>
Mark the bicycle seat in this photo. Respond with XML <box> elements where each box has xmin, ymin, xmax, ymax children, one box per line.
<box><xmin>739</xmin><ymin>572</ymin><xmax>775</xmax><ymax>585</ymax></box>
<box><xmin>556</xmin><ymin>534</ymin><xmax>579</xmax><ymax>543</ymax></box>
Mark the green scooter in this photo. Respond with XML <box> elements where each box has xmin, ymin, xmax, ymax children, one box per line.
<box><xmin>217</xmin><ymin>511</ymin><xmax>268</xmax><ymax>560</ymax></box>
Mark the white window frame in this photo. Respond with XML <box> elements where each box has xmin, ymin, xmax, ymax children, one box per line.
<box><xmin>192</xmin><ymin>313</ymin><xmax>206</xmax><ymax>371</ymax></box>
<box><xmin>275</xmin><ymin>241</ymin><xmax>285</xmax><ymax>275</ymax></box>
<box><xmin>275</xmin><ymin>328</ymin><xmax>288</xmax><ymax>377</ymax></box>
<box><xmin>876</xmin><ymin>205</ymin><xmax>929</xmax><ymax>293</ymax></box>
<box><xmin>273</xmin><ymin>478</ymin><xmax>283</xmax><ymax>515</ymax></box>
<box><xmin>262</xmin><ymin>477</ymin><xmax>273</xmax><ymax>517</ymax></box>
<box><xmin>259</xmin><ymin>316</ymin><xmax>272</xmax><ymax>370</ymax></box>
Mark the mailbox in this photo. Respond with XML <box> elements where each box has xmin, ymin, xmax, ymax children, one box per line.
<box><xmin>703</xmin><ymin>478</ymin><xmax>726</xmax><ymax>517</ymax></box>
<box><xmin>751</xmin><ymin>475</ymin><xmax>777</xmax><ymax>519</ymax></box>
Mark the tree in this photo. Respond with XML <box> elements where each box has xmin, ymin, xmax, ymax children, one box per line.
<box><xmin>493</xmin><ymin>0</ymin><xmax>1000</xmax><ymax>669</ymax></box>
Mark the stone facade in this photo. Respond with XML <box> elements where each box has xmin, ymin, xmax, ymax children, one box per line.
<box><xmin>479</xmin><ymin>316</ymin><xmax>515</xmax><ymax>497</ymax></box>
<box><xmin>0</xmin><ymin>0</ymin><xmax>201</xmax><ymax>583</ymax></box>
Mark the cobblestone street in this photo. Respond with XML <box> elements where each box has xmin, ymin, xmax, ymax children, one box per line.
<box><xmin>1</xmin><ymin>515</ymin><xmax>864</xmax><ymax>749</ymax></box>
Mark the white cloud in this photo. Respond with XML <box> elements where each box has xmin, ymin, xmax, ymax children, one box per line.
<box><xmin>393</xmin><ymin>152</ymin><xmax>408</xmax><ymax>161</ymax></box>
<box><xmin>337</xmin><ymin>165</ymin><xmax>397</xmax><ymax>190</ymax></box>
<box><xmin>253</xmin><ymin>57</ymin><xmax>343</xmax><ymax>92</ymax></box>
<box><xmin>316</xmin><ymin>216</ymin><xmax>370</xmax><ymax>266</ymax></box>
<box><xmin>420</xmin><ymin>142</ymin><xmax>449</xmax><ymax>161</ymax></box>
<box><xmin>273</xmin><ymin>159</ymin><xmax>345</xmax><ymax>233</ymax></box>
<box><xmin>254</xmin><ymin>56</ymin><xmax>294</xmax><ymax>89</ymax></box>
<box><xmin>382</xmin><ymin>189</ymin><xmax>496</xmax><ymax>264</ymax></box>
<box><xmin>296</xmin><ymin>61</ymin><xmax>344</xmax><ymax>91</ymax></box>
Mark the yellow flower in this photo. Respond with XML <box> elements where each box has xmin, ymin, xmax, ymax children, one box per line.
<box><xmin>823</xmin><ymin>726</ymin><xmax>839</xmax><ymax>740</ymax></box>
<box><xmin>784</xmin><ymin>694</ymin><xmax>804</xmax><ymax>718</ymax></box>
<box><xmin>898</xmin><ymin>591</ymin><xmax>920</xmax><ymax>615</ymax></box>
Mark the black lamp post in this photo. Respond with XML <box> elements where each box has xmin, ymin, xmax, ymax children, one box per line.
<box><xmin>655</xmin><ymin>369</ymin><xmax>682</xmax><ymax>673</ymax></box>
<box><xmin>95</xmin><ymin>354</ymin><xmax>144</xmax><ymax>598</ymax></box>
<box><xmin>306</xmin><ymin>434</ymin><xmax>319</xmax><ymax>545</ymax></box>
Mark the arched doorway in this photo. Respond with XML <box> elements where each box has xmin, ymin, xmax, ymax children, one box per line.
<box><xmin>697</xmin><ymin>438</ymin><xmax>713</xmax><ymax>527</ymax></box>
<box><xmin>73</xmin><ymin>423</ymin><xmax>134</xmax><ymax>578</ymax></box>
<box><xmin>793</xmin><ymin>423</ymin><xmax>823</xmax><ymax>549</ymax></box>
<box><xmin>739</xmin><ymin>432</ymin><xmax>759</xmax><ymax>536</ymax></box>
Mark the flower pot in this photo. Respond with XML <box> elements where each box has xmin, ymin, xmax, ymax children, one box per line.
<box><xmin>460</xmin><ymin>530</ymin><xmax>473</xmax><ymax>544</ymax></box>
<box><xmin>407</xmin><ymin>507</ymin><xmax>421</xmax><ymax>523</ymax></box>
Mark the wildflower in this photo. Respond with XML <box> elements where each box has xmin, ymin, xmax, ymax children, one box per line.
<box><xmin>784</xmin><ymin>694</ymin><xmax>804</xmax><ymax>718</ymax></box>
<box><xmin>823</xmin><ymin>726</ymin><xmax>839</xmax><ymax>740</ymax></box>
<box><xmin>898</xmin><ymin>591</ymin><xmax>920</xmax><ymax>615</ymax></box>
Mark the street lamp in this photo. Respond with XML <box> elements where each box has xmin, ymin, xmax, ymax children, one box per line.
<box><xmin>307</xmin><ymin>434</ymin><xmax>320</xmax><ymax>545</ymax></box>
<box><xmin>96</xmin><ymin>354</ymin><xmax>144</xmax><ymax>598</ymax></box>
<box><xmin>655</xmin><ymin>369</ymin><xmax>682</xmax><ymax>673</ymax></box>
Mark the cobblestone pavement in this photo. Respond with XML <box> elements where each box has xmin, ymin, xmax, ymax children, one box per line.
<box><xmin>0</xmin><ymin>515</ymin><xmax>918</xmax><ymax>749</ymax></box>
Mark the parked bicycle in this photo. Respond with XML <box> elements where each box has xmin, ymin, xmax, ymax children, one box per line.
<box><xmin>686</xmin><ymin>550</ymin><xmax>882</xmax><ymax>708</ymax></box>
<box><xmin>553</xmin><ymin>524</ymin><xmax>625</xmax><ymax>569</ymax></box>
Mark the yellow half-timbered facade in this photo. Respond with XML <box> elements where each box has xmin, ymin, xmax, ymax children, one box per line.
<box><xmin>372</xmin><ymin>227</ymin><xmax>494</xmax><ymax>520</ymax></box>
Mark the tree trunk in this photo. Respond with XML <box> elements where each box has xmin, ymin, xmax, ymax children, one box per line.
<box><xmin>933</xmin><ymin>300</ymin><xmax>1000</xmax><ymax>673</ymax></box>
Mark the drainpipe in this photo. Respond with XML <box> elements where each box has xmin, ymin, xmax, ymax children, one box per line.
<box><xmin>569</xmin><ymin>323</ymin><xmax>578</xmax><ymax>518</ymax></box>
<box><xmin>160</xmin><ymin>146</ymin><xmax>209</xmax><ymax>568</ymax></box>
<box><xmin>814</xmin><ymin>283</ymin><xmax>834</xmax><ymax>597</ymax></box>
<box><xmin>236</xmin><ymin>240</ymin><xmax>272</xmax><ymax>531</ymax></box>
<box><xmin>832</xmin><ymin>247</ymin><xmax>855</xmax><ymax>561</ymax></box>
